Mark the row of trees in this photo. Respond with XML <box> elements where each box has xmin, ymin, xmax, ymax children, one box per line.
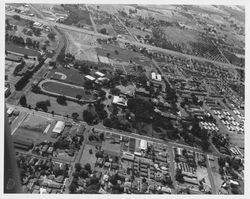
<box><xmin>13</xmin><ymin>60</ymin><xmax>25</xmax><ymax>76</ymax></box>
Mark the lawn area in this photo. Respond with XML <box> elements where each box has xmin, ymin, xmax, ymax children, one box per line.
<box><xmin>6</xmin><ymin>42</ymin><xmax>41</xmax><ymax>57</ymax></box>
<box><xmin>41</xmin><ymin>80</ymin><xmax>95</xmax><ymax>100</ymax></box>
<box><xmin>48</xmin><ymin>67</ymin><xmax>86</xmax><ymax>86</ymax></box>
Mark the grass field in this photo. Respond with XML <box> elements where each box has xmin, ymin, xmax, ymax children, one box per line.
<box><xmin>48</xmin><ymin>67</ymin><xmax>86</xmax><ymax>86</ymax></box>
<box><xmin>41</xmin><ymin>81</ymin><xmax>86</xmax><ymax>98</ymax></box>
<box><xmin>26</xmin><ymin>92</ymin><xmax>89</xmax><ymax>120</ymax></box>
<box><xmin>6</xmin><ymin>42</ymin><xmax>41</xmax><ymax>57</ymax></box>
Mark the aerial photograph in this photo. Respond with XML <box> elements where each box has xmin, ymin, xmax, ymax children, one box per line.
<box><xmin>4</xmin><ymin>3</ymin><xmax>245</xmax><ymax>195</ymax></box>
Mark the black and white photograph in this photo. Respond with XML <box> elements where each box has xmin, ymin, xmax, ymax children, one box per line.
<box><xmin>3</xmin><ymin>1</ymin><xmax>246</xmax><ymax>196</ymax></box>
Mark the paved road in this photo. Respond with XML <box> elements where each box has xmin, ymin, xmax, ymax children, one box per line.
<box><xmin>6</xmin><ymin>11</ymin><xmax>244</xmax><ymax>71</ymax></box>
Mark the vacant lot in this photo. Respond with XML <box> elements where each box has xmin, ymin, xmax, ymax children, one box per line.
<box><xmin>96</xmin><ymin>44</ymin><xmax>152</xmax><ymax>66</ymax></box>
<box><xmin>13</xmin><ymin>114</ymin><xmax>53</xmax><ymax>143</ymax></box>
<box><xmin>63</xmin><ymin>30</ymin><xmax>98</xmax><ymax>62</ymax></box>
<box><xmin>79</xmin><ymin>144</ymin><xmax>97</xmax><ymax>168</ymax></box>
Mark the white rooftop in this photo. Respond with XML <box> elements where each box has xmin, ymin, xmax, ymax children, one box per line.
<box><xmin>53</xmin><ymin>121</ymin><xmax>65</xmax><ymax>134</ymax></box>
<box><xmin>95</xmin><ymin>71</ymin><xmax>105</xmax><ymax>77</ymax></box>
<box><xmin>85</xmin><ymin>75</ymin><xmax>96</xmax><ymax>81</ymax></box>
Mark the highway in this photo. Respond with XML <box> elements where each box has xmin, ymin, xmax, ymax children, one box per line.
<box><xmin>6</xmin><ymin>11</ymin><xmax>244</xmax><ymax>71</ymax></box>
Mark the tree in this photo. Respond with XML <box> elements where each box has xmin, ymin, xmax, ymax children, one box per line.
<box><xmin>36</xmin><ymin>100</ymin><xmax>51</xmax><ymax>112</ymax></box>
<box><xmin>84</xmin><ymin>163</ymin><xmax>91</xmax><ymax>172</ymax></box>
<box><xmin>79</xmin><ymin>169</ymin><xmax>89</xmax><ymax>179</ymax></box>
<box><xmin>72</xmin><ymin>112</ymin><xmax>79</xmax><ymax>120</ymax></box>
<box><xmin>69</xmin><ymin>182</ymin><xmax>77</xmax><ymax>193</ymax></box>
<box><xmin>175</xmin><ymin>168</ymin><xmax>184</xmax><ymax>183</ymax></box>
<box><xmin>13</xmin><ymin>15</ymin><xmax>21</xmax><ymax>20</ymax></box>
<box><xmin>56</xmin><ymin>95</ymin><xmax>67</xmax><ymax>105</ymax></box>
<box><xmin>100</xmin><ymin>28</ymin><xmax>107</xmax><ymax>35</ymax></box>
<box><xmin>76</xmin><ymin>94</ymin><xmax>82</xmax><ymax>101</ymax></box>
<box><xmin>74</xmin><ymin>163</ymin><xmax>82</xmax><ymax>172</ymax></box>
<box><xmin>83</xmin><ymin>110</ymin><xmax>95</xmax><ymax>124</ymax></box>
<box><xmin>114</xmin><ymin>50</ymin><xmax>119</xmax><ymax>55</ymax></box>
<box><xmin>99</xmin><ymin>132</ymin><xmax>104</xmax><ymax>141</ymax></box>
<box><xmin>47</xmin><ymin>32</ymin><xmax>56</xmax><ymax>40</ymax></box>
<box><xmin>106</xmin><ymin>53</ymin><xmax>110</xmax><ymax>58</ymax></box>
<box><xmin>19</xmin><ymin>95</ymin><xmax>27</xmax><ymax>107</ymax></box>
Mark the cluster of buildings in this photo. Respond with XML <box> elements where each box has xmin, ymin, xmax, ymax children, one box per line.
<box><xmin>85</xmin><ymin>71</ymin><xmax>109</xmax><ymax>85</ymax></box>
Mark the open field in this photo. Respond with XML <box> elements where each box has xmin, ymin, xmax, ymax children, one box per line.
<box><xmin>26</xmin><ymin>92</ymin><xmax>89</xmax><ymax>120</ymax></box>
<box><xmin>6</xmin><ymin>42</ymin><xmax>41</xmax><ymax>57</ymax></box>
<box><xmin>96</xmin><ymin>44</ymin><xmax>152</xmax><ymax>66</ymax></box>
<box><xmin>13</xmin><ymin>114</ymin><xmax>53</xmax><ymax>143</ymax></box>
<box><xmin>63</xmin><ymin>5</ymin><xmax>92</xmax><ymax>28</ymax></box>
<box><xmin>62</xmin><ymin>29</ymin><xmax>98</xmax><ymax>62</ymax></box>
<box><xmin>79</xmin><ymin>144</ymin><xmax>97</xmax><ymax>168</ymax></box>
<box><xmin>48</xmin><ymin>66</ymin><xmax>86</xmax><ymax>85</ymax></box>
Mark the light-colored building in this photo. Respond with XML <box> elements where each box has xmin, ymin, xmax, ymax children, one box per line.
<box><xmin>85</xmin><ymin>75</ymin><xmax>96</xmax><ymax>81</ymax></box>
<box><xmin>139</xmin><ymin>140</ymin><xmax>147</xmax><ymax>151</ymax></box>
<box><xmin>112</xmin><ymin>96</ymin><xmax>128</xmax><ymax>106</ymax></box>
<box><xmin>95</xmin><ymin>71</ymin><xmax>105</xmax><ymax>77</ymax></box>
<box><xmin>52</xmin><ymin>121</ymin><xmax>65</xmax><ymax>134</ymax></box>
<box><xmin>151</xmin><ymin>72</ymin><xmax>162</xmax><ymax>82</ymax></box>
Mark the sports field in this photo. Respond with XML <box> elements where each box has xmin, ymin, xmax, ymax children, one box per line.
<box><xmin>48</xmin><ymin>67</ymin><xmax>86</xmax><ymax>86</ymax></box>
<box><xmin>41</xmin><ymin>80</ymin><xmax>85</xmax><ymax>98</ymax></box>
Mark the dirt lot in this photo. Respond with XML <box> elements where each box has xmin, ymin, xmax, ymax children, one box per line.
<box><xmin>63</xmin><ymin>29</ymin><xmax>99</xmax><ymax>62</ymax></box>
<box><xmin>13</xmin><ymin>114</ymin><xmax>53</xmax><ymax>143</ymax></box>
